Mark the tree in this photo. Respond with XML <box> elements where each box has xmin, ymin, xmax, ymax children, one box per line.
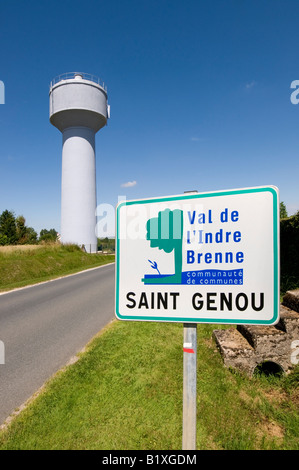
<box><xmin>98</xmin><ymin>237</ymin><xmax>115</xmax><ymax>252</ymax></box>
<box><xmin>16</xmin><ymin>215</ymin><xmax>27</xmax><ymax>243</ymax></box>
<box><xmin>0</xmin><ymin>234</ymin><xmax>9</xmax><ymax>246</ymax></box>
<box><xmin>143</xmin><ymin>208</ymin><xmax>183</xmax><ymax>284</ymax></box>
<box><xmin>25</xmin><ymin>227</ymin><xmax>38</xmax><ymax>244</ymax></box>
<box><xmin>0</xmin><ymin>210</ymin><xmax>38</xmax><ymax>245</ymax></box>
<box><xmin>280</xmin><ymin>210</ymin><xmax>299</xmax><ymax>287</ymax></box>
<box><xmin>280</xmin><ymin>202</ymin><xmax>288</xmax><ymax>219</ymax></box>
<box><xmin>39</xmin><ymin>228</ymin><xmax>58</xmax><ymax>242</ymax></box>
<box><xmin>15</xmin><ymin>215</ymin><xmax>38</xmax><ymax>244</ymax></box>
<box><xmin>0</xmin><ymin>210</ymin><xmax>17</xmax><ymax>245</ymax></box>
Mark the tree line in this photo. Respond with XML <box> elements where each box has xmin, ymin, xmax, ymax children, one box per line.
<box><xmin>0</xmin><ymin>203</ymin><xmax>296</xmax><ymax>253</ymax></box>
<box><xmin>0</xmin><ymin>210</ymin><xmax>58</xmax><ymax>246</ymax></box>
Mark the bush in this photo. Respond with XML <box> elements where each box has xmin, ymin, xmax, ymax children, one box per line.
<box><xmin>61</xmin><ymin>244</ymin><xmax>81</xmax><ymax>252</ymax></box>
<box><xmin>39</xmin><ymin>229</ymin><xmax>58</xmax><ymax>243</ymax></box>
<box><xmin>0</xmin><ymin>234</ymin><xmax>9</xmax><ymax>246</ymax></box>
<box><xmin>280</xmin><ymin>211</ymin><xmax>299</xmax><ymax>291</ymax></box>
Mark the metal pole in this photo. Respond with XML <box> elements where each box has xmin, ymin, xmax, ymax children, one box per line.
<box><xmin>182</xmin><ymin>190</ymin><xmax>198</xmax><ymax>450</ymax></box>
<box><xmin>182</xmin><ymin>323</ymin><xmax>197</xmax><ymax>450</ymax></box>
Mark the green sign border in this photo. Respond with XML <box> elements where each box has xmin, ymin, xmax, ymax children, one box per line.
<box><xmin>115</xmin><ymin>186</ymin><xmax>279</xmax><ymax>325</ymax></box>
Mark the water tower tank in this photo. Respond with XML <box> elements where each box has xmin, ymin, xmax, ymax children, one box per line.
<box><xmin>49</xmin><ymin>72</ymin><xmax>110</xmax><ymax>253</ymax></box>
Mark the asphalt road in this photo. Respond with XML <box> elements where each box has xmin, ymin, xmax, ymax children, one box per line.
<box><xmin>0</xmin><ymin>262</ymin><xmax>115</xmax><ymax>425</ymax></box>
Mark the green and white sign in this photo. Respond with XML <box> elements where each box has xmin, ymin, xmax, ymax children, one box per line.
<box><xmin>115</xmin><ymin>186</ymin><xmax>280</xmax><ymax>325</ymax></box>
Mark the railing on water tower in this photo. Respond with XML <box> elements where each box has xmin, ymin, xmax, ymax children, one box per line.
<box><xmin>49</xmin><ymin>72</ymin><xmax>107</xmax><ymax>92</ymax></box>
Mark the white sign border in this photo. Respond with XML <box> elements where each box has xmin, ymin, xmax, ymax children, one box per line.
<box><xmin>115</xmin><ymin>186</ymin><xmax>280</xmax><ymax>325</ymax></box>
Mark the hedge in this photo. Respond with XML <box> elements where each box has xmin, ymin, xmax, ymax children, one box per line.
<box><xmin>280</xmin><ymin>211</ymin><xmax>299</xmax><ymax>292</ymax></box>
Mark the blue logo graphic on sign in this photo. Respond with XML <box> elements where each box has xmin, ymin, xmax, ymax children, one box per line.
<box><xmin>142</xmin><ymin>208</ymin><xmax>243</xmax><ymax>286</ymax></box>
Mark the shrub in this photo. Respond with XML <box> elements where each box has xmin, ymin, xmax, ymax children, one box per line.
<box><xmin>280</xmin><ymin>211</ymin><xmax>299</xmax><ymax>291</ymax></box>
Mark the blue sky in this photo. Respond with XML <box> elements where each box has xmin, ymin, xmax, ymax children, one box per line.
<box><xmin>0</xmin><ymin>0</ymin><xmax>299</xmax><ymax>235</ymax></box>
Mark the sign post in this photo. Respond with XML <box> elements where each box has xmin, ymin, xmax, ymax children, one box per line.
<box><xmin>182</xmin><ymin>190</ymin><xmax>198</xmax><ymax>450</ymax></box>
<box><xmin>115</xmin><ymin>185</ymin><xmax>280</xmax><ymax>449</ymax></box>
<box><xmin>182</xmin><ymin>323</ymin><xmax>197</xmax><ymax>450</ymax></box>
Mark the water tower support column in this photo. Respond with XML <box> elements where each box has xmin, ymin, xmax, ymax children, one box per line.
<box><xmin>61</xmin><ymin>126</ymin><xmax>97</xmax><ymax>253</ymax></box>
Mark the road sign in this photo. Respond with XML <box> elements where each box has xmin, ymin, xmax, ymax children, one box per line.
<box><xmin>115</xmin><ymin>186</ymin><xmax>280</xmax><ymax>325</ymax></box>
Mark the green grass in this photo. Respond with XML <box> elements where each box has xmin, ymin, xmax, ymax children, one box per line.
<box><xmin>281</xmin><ymin>275</ymin><xmax>299</xmax><ymax>298</ymax></box>
<box><xmin>0</xmin><ymin>244</ymin><xmax>115</xmax><ymax>292</ymax></box>
<box><xmin>0</xmin><ymin>320</ymin><xmax>298</xmax><ymax>450</ymax></box>
<box><xmin>0</xmin><ymin>244</ymin><xmax>297</xmax><ymax>449</ymax></box>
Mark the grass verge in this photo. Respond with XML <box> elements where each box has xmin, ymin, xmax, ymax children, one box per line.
<box><xmin>0</xmin><ymin>244</ymin><xmax>115</xmax><ymax>292</ymax></box>
<box><xmin>0</xmin><ymin>320</ymin><xmax>298</xmax><ymax>450</ymax></box>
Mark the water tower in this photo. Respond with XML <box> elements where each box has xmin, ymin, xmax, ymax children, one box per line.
<box><xmin>49</xmin><ymin>72</ymin><xmax>110</xmax><ymax>252</ymax></box>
